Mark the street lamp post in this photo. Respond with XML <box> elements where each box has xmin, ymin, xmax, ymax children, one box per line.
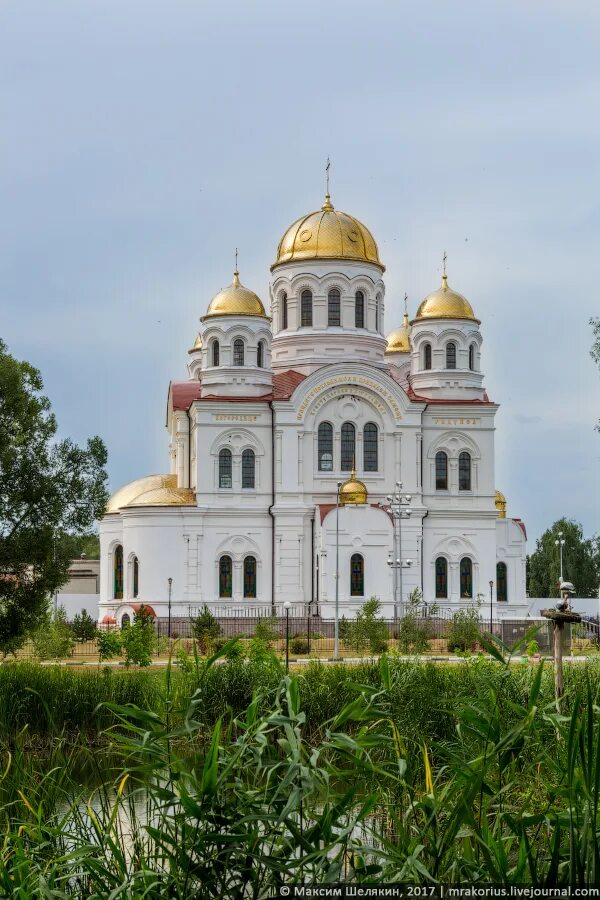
<box><xmin>334</xmin><ymin>481</ymin><xmax>342</xmax><ymax>660</ymax></box>
<box><xmin>283</xmin><ymin>601</ymin><xmax>291</xmax><ymax>672</ymax></box>
<box><xmin>489</xmin><ymin>580</ymin><xmax>494</xmax><ymax>635</ymax></box>
<box><xmin>167</xmin><ymin>577</ymin><xmax>173</xmax><ymax>642</ymax></box>
<box><xmin>385</xmin><ymin>483</ymin><xmax>413</xmax><ymax>621</ymax></box>
<box><xmin>555</xmin><ymin>531</ymin><xmax>565</xmax><ymax>584</ymax></box>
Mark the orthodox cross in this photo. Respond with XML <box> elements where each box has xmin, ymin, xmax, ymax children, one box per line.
<box><xmin>326</xmin><ymin>157</ymin><xmax>331</xmax><ymax>195</ymax></box>
<box><xmin>442</xmin><ymin>251</ymin><xmax>447</xmax><ymax>277</ymax></box>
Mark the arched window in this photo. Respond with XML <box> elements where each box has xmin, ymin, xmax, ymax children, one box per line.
<box><xmin>212</xmin><ymin>340</ymin><xmax>220</xmax><ymax>367</ymax></box>
<box><xmin>460</xmin><ymin>557</ymin><xmax>473</xmax><ymax>598</ymax></box>
<box><xmin>435</xmin><ymin>451</ymin><xmax>448</xmax><ymax>490</ymax></box>
<box><xmin>423</xmin><ymin>343</ymin><xmax>432</xmax><ymax>370</ymax></box>
<box><xmin>219</xmin><ymin>448</ymin><xmax>232</xmax><ymax>488</ymax></box>
<box><xmin>375</xmin><ymin>296</ymin><xmax>381</xmax><ymax>332</ymax></box>
<box><xmin>469</xmin><ymin>343</ymin><xmax>476</xmax><ymax>371</ymax></box>
<box><xmin>435</xmin><ymin>557</ymin><xmax>448</xmax><ymax>598</ymax></box>
<box><xmin>459</xmin><ymin>451</ymin><xmax>471</xmax><ymax>491</ymax></box>
<box><xmin>120</xmin><ymin>613</ymin><xmax>130</xmax><ymax>629</ymax></box>
<box><xmin>363</xmin><ymin>422</ymin><xmax>378</xmax><ymax>472</ymax></box>
<box><xmin>233</xmin><ymin>339</ymin><xmax>245</xmax><ymax>366</ymax></box>
<box><xmin>132</xmin><ymin>555</ymin><xmax>139</xmax><ymax>599</ymax></box>
<box><xmin>497</xmin><ymin>562</ymin><xmax>507</xmax><ymax>602</ymax></box>
<box><xmin>446</xmin><ymin>342</ymin><xmax>457</xmax><ymax>369</ymax></box>
<box><xmin>219</xmin><ymin>555</ymin><xmax>233</xmax><ymax>598</ymax></box>
<box><xmin>257</xmin><ymin>340</ymin><xmax>264</xmax><ymax>369</ymax></box>
<box><xmin>242</xmin><ymin>449</ymin><xmax>255</xmax><ymax>489</ymax></box>
<box><xmin>244</xmin><ymin>556</ymin><xmax>257</xmax><ymax>599</ymax></box>
<box><xmin>301</xmin><ymin>289</ymin><xmax>313</xmax><ymax>327</ymax></box>
<box><xmin>355</xmin><ymin>290</ymin><xmax>365</xmax><ymax>328</ymax></box>
<box><xmin>350</xmin><ymin>553</ymin><xmax>364</xmax><ymax>597</ymax></box>
<box><xmin>113</xmin><ymin>545</ymin><xmax>123</xmax><ymax>600</ymax></box>
<box><xmin>318</xmin><ymin>422</ymin><xmax>333</xmax><ymax>471</ymax></box>
<box><xmin>340</xmin><ymin>422</ymin><xmax>356</xmax><ymax>472</ymax></box>
<box><xmin>281</xmin><ymin>292</ymin><xmax>288</xmax><ymax>330</ymax></box>
<box><xmin>328</xmin><ymin>288</ymin><xmax>341</xmax><ymax>326</ymax></box>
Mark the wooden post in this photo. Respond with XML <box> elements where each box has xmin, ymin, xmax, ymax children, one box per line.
<box><xmin>542</xmin><ymin>608</ymin><xmax>581</xmax><ymax>703</ymax></box>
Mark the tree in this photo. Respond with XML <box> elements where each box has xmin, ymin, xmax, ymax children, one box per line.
<box><xmin>0</xmin><ymin>340</ymin><xmax>108</xmax><ymax>654</ymax></box>
<box><xmin>191</xmin><ymin>605</ymin><xmax>222</xmax><ymax>655</ymax></box>
<box><xmin>56</xmin><ymin>531</ymin><xmax>100</xmax><ymax>560</ymax></box>
<box><xmin>340</xmin><ymin>597</ymin><xmax>388</xmax><ymax>655</ymax></box>
<box><xmin>31</xmin><ymin>605</ymin><xmax>75</xmax><ymax>660</ymax></box>
<box><xmin>72</xmin><ymin>609</ymin><xmax>97</xmax><ymax>642</ymax></box>
<box><xmin>591</xmin><ymin>317</ymin><xmax>600</xmax><ymax>432</ymax></box>
<box><xmin>527</xmin><ymin>518</ymin><xmax>600</xmax><ymax>598</ymax></box>
<box><xmin>121</xmin><ymin>605</ymin><xmax>156</xmax><ymax>666</ymax></box>
<box><xmin>96</xmin><ymin>628</ymin><xmax>122</xmax><ymax>662</ymax></box>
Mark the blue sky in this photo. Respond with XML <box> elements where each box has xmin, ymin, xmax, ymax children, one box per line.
<box><xmin>1</xmin><ymin>0</ymin><xmax>599</xmax><ymax>547</ymax></box>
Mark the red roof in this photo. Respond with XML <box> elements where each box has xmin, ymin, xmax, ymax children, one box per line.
<box><xmin>513</xmin><ymin>518</ymin><xmax>527</xmax><ymax>540</ymax></box>
<box><xmin>100</xmin><ymin>614</ymin><xmax>116</xmax><ymax>625</ymax></box>
<box><xmin>171</xmin><ymin>381</ymin><xmax>202</xmax><ymax>410</ymax></box>
<box><xmin>130</xmin><ymin>603</ymin><xmax>157</xmax><ymax>618</ymax></box>
<box><xmin>273</xmin><ymin>369</ymin><xmax>306</xmax><ymax>399</ymax></box>
<box><xmin>168</xmin><ymin>370</ymin><xmax>306</xmax><ymax>410</ymax></box>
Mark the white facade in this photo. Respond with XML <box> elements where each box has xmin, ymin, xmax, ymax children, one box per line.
<box><xmin>99</xmin><ymin>194</ymin><xmax>527</xmax><ymax>626</ymax></box>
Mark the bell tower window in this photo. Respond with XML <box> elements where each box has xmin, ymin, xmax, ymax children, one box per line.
<box><xmin>257</xmin><ymin>340</ymin><xmax>264</xmax><ymax>369</ymax></box>
<box><xmin>469</xmin><ymin>343</ymin><xmax>476</xmax><ymax>371</ymax></box>
<box><xmin>423</xmin><ymin>343</ymin><xmax>432</xmax><ymax>370</ymax></box>
<box><xmin>282</xmin><ymin>292</ymin><xmax>288</xmax><ymax>330</ymax></box>
<box><xmin>212</xmin><ymin>340</ymin><xmax>220</xmax><ymax>367</ymax></box>
<box><xmin>301</xmin><ymin>290</ymin><xmax>313</xmax><ymax>327</ymax></box>
<box><xmin>328</xmin><ymin>288</ymin><xmax>341</xmax><ymax>326</ymax></box>
<box><xmin>446</xmin><ymin>342</ymin><xmax>457</xmax><ymax>369</ymax></box>
<box><xmin>355</xmin><ymin>291</ymin><xmax>365</xmax><ymax>328</ymax></box>
<box><xmin>233</xmin><ymin>339</ymin><xmax>245</xmax><ymax>366</ymax></box>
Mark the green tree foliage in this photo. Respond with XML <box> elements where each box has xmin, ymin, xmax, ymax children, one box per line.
<box><xmin>96</xmin><ymin>628</ymin><xmax>123</xmax><ymax>662</ymax></box>
<box><xmin>31</xmin><ymin>605</ymin><xmax>75</xmax><ymax>660</ymax></box>
<box><xmin>0</xmin><ymin>340</ymin><xmax>108</xmax><ymax>654</ymax></box>
<box><xmin>253</xmin><ymin>614</ymin><xmax>279</xmax><ymax>648</ymax></box>
<box><xmin>71</xmin><ymin>609</ymin><xmax>97</xmax><ymax>643</ymax></box>
<box><xmin>528</xmin><ymin>518</ymin><xmax>600</xmax><ymax>598</ymax></box>
<box><xmin>447</xmin><ymin>607</ymin><xmax>482</xmax><ymax>653</ymax></box>
<box><xmin>56</xmin><ymin>531</ymin><xmax>100</xmax><ymax>560</ymax></box>
<box><xmin>191</xmin><ymin>605</ymin><xmax>222</xmax><ymax>655</ymax></box>
<box><xmin>340</xmin><ymin>597</ymin><xmax>388</xmax><ymax>655</ymax></box>
<box><xmin>397</xmin><ymin>589</ymin><xmax>437</xmax><ymax>654</ymax></box>
<box><xmin>121</xmin><ymin>606</ymin><xmax>156</xmax><ymax>667</ymax></box>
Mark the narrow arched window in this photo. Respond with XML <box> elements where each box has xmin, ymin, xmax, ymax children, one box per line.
<box><xmin>132</xmin><ymin>556</ymin><xmax>139</xmax><ymax>599</ymax></box>
<box><xmin>355</xmin><ymin>290</ymin><xmax>365</xmax><ymax>328</ymax></box>
<box><xmin>120</xmin><ymin>613</ymin><xmax>130</xmax><ymax>629</ymax></box>
<box><xmin>301</xmin><ymin>289</ymin><xmax>312</xmax><ymax>327</ymax></box>
<box><xmin>375</xmin><ymin>296</ymin><xmax>381</xmax><ymax>332</ymax></box>
<box><xmin>328</xmin><ymin>288</ymin><xmax>341</xmax><ymax>326</ymax></box>
<box><xmin>318</xmin><ymin>422</ymin><xmax>333</xmax><ymax>471</ymax></box>
<box><xmin>459</xmin><ymin>451</ymin><xmax>471</xmax><ymax>491</ymax></box>
<box><xmin>242</xmin><ymin>448</ymin><xmax>255</xmax><ymax>488</ymax></box>
<box><xmin>423</xmin><ymin>343</ymin><xmax>432</xmax><ymax>370</ymax></box>
<box><xmin>113</xmin><ymin>545</ymin><xmax>123</xmax><ymax>600</ymax></box>
<box><xmin>281</xmin><ymin>292</ymin><xmax>288</xmax><ymax>330</ymax></box>
<box><xmin>340</xmin><ymin>422</ymin><xmax>356</xmax><ymax>472</ymax></box>
<box><xmin>212</xmin><ymin>340</ymin><xmax>220</xmax><ymax>367</ymax></box>
<box><xmin>233</xmin><ymin>339</ymin><xmax>244</xmax><ymax>366</ymax></box>
<box><xmin>363</xmin><ymin>422</ymin><xmax>378</xmax><ymax>472</ymax></box>
<box><xmin>469</xmin><ymin>343</ymin><xmax>476</xmax><ymax>371</ymax></box>
<box><xmin>497</xmin><ymin>562</ymin><xmax>507</xmax><ymax>602</ymax></box>
<box><xmin>257</xmin><ymin>340</ymin><xmax>264</xmax><ymax>369</ymax></box>
<box><xmin>446</xmin><ymin>342</ymin><xmax>457</xmax><ymax>369</ymax></box>
<box><xmin>219</xmin><ymin>555</ymin><xmax>233</xmax><ymax>598</ymax></box>
<box><xmin>219</xmin><ymin>448</ymin><xmax>232</xmax><ymax>488</ymax></box>
<box><xmin>244</xmin><ymin>556</ymin><xmax>257</xmax><ymax>599</ymax></box>
<box><xmin>435</xmin><ymin>451</ymin><xmax>448</xmax><ymax>490</ymax></box>
<box><xmin>350</xmin><ymin>553</ymin><xmax>364</xmax><ymax>597</ymax></box>
<box><xmin>460</xmin><ymin>557</ymin><xmax>473</xmax><ymax>598</ymax></box>
<box><xmin>435</xmin><ymin>557</ymin><xmax>448</xmax><ymax>598</ymax></box>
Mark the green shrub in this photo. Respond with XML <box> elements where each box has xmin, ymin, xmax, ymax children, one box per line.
<box><xmin>254</xmin><ymin>615</ymin><xmax>279</xmax><ymax>647</ymax></box>
<box><xmin>121</xmin><ymin>608</ymin><xmax>156</xmax><ymax>667</ymax></box>
<box><xmin>31</xmin><ymin>606</ymin><xmax>75</xmax><ymax>660</ymax></box>
<box><xmin>447</xmin><ymin>607</ymin><xmax>482</xmax><ymax>653</ymax></box>
<box><xmin>71</xmin><ymin>609</ymin><xmax>97</xmax><ymax>642</ymax></box>
<box><xmin>191</xmin><ymin>605</ymin><xmax>222</xmax><ymax>655</ymax></box>
<box><xmin>340</xmin><ymin>597</ymin><xmax>388</xmax><ymax>655</ymax></box>
<box><xmin>96</xmin><ymin>628</ymin><xmax>122</xmax><ymax>661</ymax></box>
<box><xmin>290</xmin><ymin>635</ymin><xmax>310</xmax><ymax>655</ymax></box>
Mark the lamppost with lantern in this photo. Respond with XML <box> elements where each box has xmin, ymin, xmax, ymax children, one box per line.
<box><xmin>489</xmin><ymin>579</ymin><xmax>494</xmax><ymax>634</ymax></box>
<box><xmin>385</xmin><ymin>483</ymin><xmax>413</xmax><ymax>621</ymax></box>
<box><xmin>555</xmin><ymin>531</ymin><xmax>566</xmax><ymax>585</ymax></box>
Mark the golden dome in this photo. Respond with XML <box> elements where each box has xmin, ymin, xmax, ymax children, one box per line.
<box><xmin>126</xmin><ymin>486</ymin><xmax>196</xmax><ymax>508</ymax></box>
<box><xmin>105</xmin><ymin>475</ymin><xmax>177</xmax><ymax>514</ymax></box>
<box><xmin>272</xmin><ymin>194</ymin><xmax>384</xmax><ymax>271</ymax></box>
<box><xmin>202</xmin><ymin>271</ymin><xmax>269</xmax><ymax>320</ymax></box>
<box><xmin>386</xmin><ymin>306</ymin><xmax>412</xmax><ymax>354</ymax></box>
<box><xmin>191</xmin><ymin>333</ymin><xmax>202</xmax><ymax>351</ymax></box>
<box><xmin>495</xmin><ymin>490</ymin><xmax>507</xmax><ymax>518</ymax></box>
<box><xmin>414</xmin><ymin>274</ymin><xmax>479</xmax><ymax>323</ymax></box>
<box><xmin>339</xmin><ymin>469</ymin><xmax>368</xmax><ymax>506</ymax></box>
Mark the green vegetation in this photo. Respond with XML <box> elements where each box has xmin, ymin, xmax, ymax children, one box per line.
<box><xmin>191</xmin><ymin>604</ymin><xmax>222</xmax><ymax>654</ymax></box>
<box><xmin>4</xmin><ymin>647</ymin><xmax>600</xmax><ymax>889</ymax></box>
<box><xmin>447</xmin><ymin>605</ymin><xmax>482</xmax><ymax>652</ymax></box>
<box><xmin>339</xmin><ymin>597</ymin><xmax>388</xmax><ymax>654</ymax></box>
<box><xmin>527</xmin><ymin>517</ymin><xmax>600</xmax><ymax>598</ymax></box>
<box><xmin>71</xmin><ymin>608</ymin><xmax>97</xmax><ymax>642</ymax></box>
<box><xmin>31</xmin><ymin>606</ymin><xmax>75</xmax><ymax>660</ymax></box>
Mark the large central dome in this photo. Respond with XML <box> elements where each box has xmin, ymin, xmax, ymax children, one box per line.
<box><xmin>272</xmin><ymin>194</ymin><xmax>384</xmax><ymax>271</ymax></box>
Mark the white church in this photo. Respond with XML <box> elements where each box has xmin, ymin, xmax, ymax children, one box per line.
<box><xmin>99</xmin><ymin>189</ymin><xmax>528</xmax><ymax>627</ymax></box>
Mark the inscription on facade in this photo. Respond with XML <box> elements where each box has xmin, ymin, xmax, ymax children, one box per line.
<box><xmin>432</xmin><ymin>417</ymin><xmax>480</xmax><ymax>426</ymax></box>
<box><xmin>297</xmin><ymin>376</ymin><xmax>402</xmax><ymax>421</ymax></box>
<box><xmin>213</xmin><ymin>414</ymin><xmax>258</xmax><ymax>422</ymax></box>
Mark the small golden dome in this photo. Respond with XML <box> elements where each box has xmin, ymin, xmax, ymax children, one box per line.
<box><xmin>106</xmin><ymin>475</ymin><xmax>177</xmax><ymax>514</ymax></box>
<box><xmin>339</xmin><ymin>468</ymin><xmax>368</xmax><ymax>506</ymax></box>
<box><xmin>495</xmin><ymin>490</ymin><xmax>507</xmax><ymax>518</ymax></box>
<box><xmin>272</xmin><ymin>194</ymin><xmax>384</xmax><ymax>271</ymax></box>
<box><xmin>202</xmin><ymin>271</ymin><xmax>269</xmax><ymax>320</ymax></box>
<box><xmin>386</xmin><ymin>307</ymin><xmax>412</xmax><ymax>354</ymax></box>
<box><xmin>191</xmin><ymin>333</ymin><xmax>202</xmax><ymax>350</ymax></box>
<box><xmin>414</xmin><ymin>274</ymin><xmax>479</xmax><ymax>323</ymax></box>
<box><xmin>126</xmin><ymin>486</ymin><xmax>196</xmax><ymax>508</ymax></box>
